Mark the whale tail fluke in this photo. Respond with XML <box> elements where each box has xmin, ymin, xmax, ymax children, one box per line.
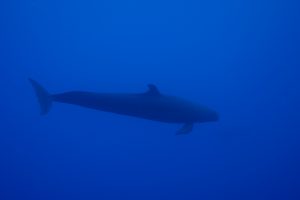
<box><xmin>29</xmin><ymin>78</ymin><xmax>52</xmax><ymax>115</ymax></box>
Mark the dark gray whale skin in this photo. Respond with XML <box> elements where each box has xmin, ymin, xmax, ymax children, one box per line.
<box><xmin>29</xmin><ymin>79</ymin><xmax>218</xmax><ymax>134</ymax></box>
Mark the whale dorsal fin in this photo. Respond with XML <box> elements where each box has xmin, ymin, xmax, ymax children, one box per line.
<box><xmin>145</xmin><ymin>84</ymin><xmax>161</xmax><ymax>96</ymax></box>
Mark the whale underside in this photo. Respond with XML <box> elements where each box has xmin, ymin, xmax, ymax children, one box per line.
<box><xmin>29</xmin><ymin>79</ymin><xmax>218</xmax><ymax>134</ymax></box>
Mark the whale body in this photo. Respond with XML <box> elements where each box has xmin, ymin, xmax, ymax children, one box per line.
<box><xmin>29</xmin><ymin>79</ymin><xmax>218</xmax><ymax>134</ymax></box>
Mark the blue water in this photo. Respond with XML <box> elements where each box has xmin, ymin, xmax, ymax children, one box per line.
<box><xmin>1</xmin><ymin>0</ymin><xmax>300</xmax><ymax>199</ymax></box>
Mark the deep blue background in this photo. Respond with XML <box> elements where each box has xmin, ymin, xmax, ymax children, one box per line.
<box><xmin>1</xmin><ymin>0</ymin><xmax>300</xmax><ymax>199</ymax></box>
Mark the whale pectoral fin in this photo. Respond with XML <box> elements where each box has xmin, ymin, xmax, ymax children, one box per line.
<box><xmin>176</xmin><ymin>123</ymin><xmax>193</xmax><ymax>135</ymax></box>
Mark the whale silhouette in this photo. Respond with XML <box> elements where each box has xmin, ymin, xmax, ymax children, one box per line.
<box><xmin>29</xmin><ymin>79</ymin><xmax>218</xmax><ymax>134</ymax></box>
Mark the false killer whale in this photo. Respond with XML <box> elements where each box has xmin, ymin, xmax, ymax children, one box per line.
<box><xmin>29</xmin><ymin>79</ymin><xmax>218</xmax><ymax>134</ymax></box>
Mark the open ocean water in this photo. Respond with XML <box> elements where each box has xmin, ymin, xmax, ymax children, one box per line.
<box><xmin>1</xmin><ymin>0</ymin><xmax>300</xmax><ymax>199</ymax></box>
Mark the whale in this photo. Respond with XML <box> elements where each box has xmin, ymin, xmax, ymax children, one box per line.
<box><xmin>29</xmin><ymin>79</ymin><xmax>218</xmax><ymax>134</ymax></box>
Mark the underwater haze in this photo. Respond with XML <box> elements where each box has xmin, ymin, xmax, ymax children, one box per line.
<box><xmin>1</xmin><ymin>0</ymin><xmax>300</xmax><ymax>199</ymax></box>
